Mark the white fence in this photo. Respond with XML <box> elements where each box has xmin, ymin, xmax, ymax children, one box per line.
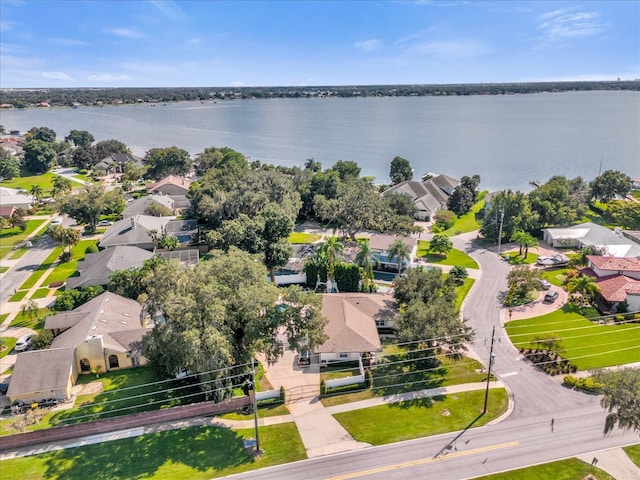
<box><xmin>256</xmin><ymin>389</ymin><xmax>281</xmax><ymax>402</ymax></box>
<box><xmin>274</xmin><ymin>273</ymin><xmax>307</xmax><ymax>286</ymax></box>
<box><xmin>325</xmin><ymin>375</ymin><xmax>365</xmax><ymax>390</ymax></box>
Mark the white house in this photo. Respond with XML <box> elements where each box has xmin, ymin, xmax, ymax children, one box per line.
<box><xmin>543</xmin><ymin>222</ymin><xmax>640</xmax><ymax>258</ymax></box>
<box><xmin>368</xmin><ymin>234</ymin><xmax>418</xmax><ymax>271</ymax></box>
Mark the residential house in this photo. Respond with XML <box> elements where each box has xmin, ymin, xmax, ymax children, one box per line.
<box><xmin>121</xmin><ymin>194</ymin><xmax>176</xmax><ymax>218</ymax></box>
<box><xmin>45</xmin><ymin>292</ymin><xmax>151</xmax><ymax>375</ymax></box>
<box><xmin>580</xmin><ymin>255</ymin><xmax>640</xmax><ymax>312</ymax></box>
<box><xmin>94</xmin><ymin>153</ymin><xmax>143</xmax><ymax>175</ymax></box>
<box><xmin>66</xmin><ymin>246</ymin><xmax>155</xmax><ymax>290</ymax></box>
<box><xmin>6</xmin><ymin>348</ymin><xmax>76</xmax><ymax>405</ymax></box>
<box><xmin>315</xmin><ymin>293</ymin><xmax>395</xmax><ymax>363</ymax></box>
<box><xmin>382</xmin><ymin>173</ymin><xmax>459</xmax><ymax>221</ymax></box>
<box><xmin>368</xmin><ymin>233</ymin><xmax>418</xmax><ymax>271</ymax></box>
<box><xmin>0</xmin><ymin>205</ymin><xmax>16</xmax><ymax>219</ymax></box>
<box><xmin>99</xmin><ymin>215</ymin><xmax>198</xmax><ymax>251</ymax></box>
<box><xmin>0</xmin><ymin>187</ymin><xmax>33</xmax><ymax>210</ymax></box>
<box><xmin>146</xmin><ymin>175</ymin><xmax>192</xmax><ymax>196</ymax></box>
<box><xmin>543</xmin><ymin>222</ymin><xmax>640</xmax><ymax>258</ymax></box>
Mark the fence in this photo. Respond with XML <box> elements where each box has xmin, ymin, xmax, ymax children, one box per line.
<box><xmin>0</xmin><ymin>395</ymin><xmax>251</xmax><ymax>452</ymax></box>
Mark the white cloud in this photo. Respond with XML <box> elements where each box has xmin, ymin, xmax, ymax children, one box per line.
<box><xmin>0</xmin><ymin>20</ymin><xmax>16</xmax><ymax>31</ymax></box>
<box><xmin>88</xmin><ymin>73</ymin><xmax>132</xmax><ymax>83</ymax></box>
<box><xmin>106</xmin><ymin>27</ymin><xmax>145</xmax><ymax>39</ymax></box>
<box><xmin>42</xmin><ymin>71</ymin><xmax>74</xmax><ymax>81</ymax></box>
<box><xmin>354</xmin><ymin>39</ymin><xmax>382</xmax><ymax>52</ymax></box>
<box><xmin>538</xmin><ymin>9</ymin><xmax>608</xmax><ymax>41</ymax></box>
<box><xmin>51</xmin><ymin>38</ymin><xmax>90</xmax><ymax>47</ymax></box>
<box><xmin>406</xmin><ymin>39</ymin><xmax>491</xmax><ymax>58</ymax></box>
<box><xmin>149</xmin><ymin>0</ymin><xmax>189</xmax><ymax>21</ymax></box>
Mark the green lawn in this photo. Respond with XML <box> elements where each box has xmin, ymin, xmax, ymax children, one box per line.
<box><xmin>506</xmin><ymin>304</ymin><xmax>640</xmax><ymax>370</ymax></box>
<box><xmin>472</xmin><ymin>457</ymin><xmax>615</xmax><ymax>480</ymax></box>
<box><xmin>9</xmin><ymin>247</ymin><xmax>30</xmax><ymax>259</ymax></box>
<box><xmin>288</xmin><ymin>232</ymin><xmax>322</xmax><ymax>244</ymax></box>
<box><xmin>417</xmin><ymin>242</ymin><xmax>479</xmax><ymax>269</ymax></box>
<box><xmin>8</xmin><ymin>307</ymin><xmax>49</xmax><ymax>330</ymax></box>
<box><xmin>624</xmin><ymin>444</ymin><xmax>640</xmax><ymax>468</ymax></box>
<box><xmin>455</xmin><ymin>278</ymin><xmax>475</xmax><ymax>311</ymax></box>
<box><xmin>8</xmin><ymin>290</ymin><xmax>28</xmax><ymax>302</ymax></box>
<box><xmin>321</xmin><ymin>351</ymin><xmax>489</xmax><ymax>407</ymax></box>
<box><xmin>334</xmin><ymin>389</ymin><xmax>507</xmax><ymax>445</ymax></box>
<box><xmin>41</xmin><ymin>240</ymin><xmax>98</xmax><ymax>285</ymax></box>
<box><xmin>0</xmin><ymin>422</ymin><xmax>306</xmax><ymax>480</ymax></box>
<box><xmin>0</xmin><ymin>219</ymin><xmax>47</xmax><ymax>259</ymax></box>
<box><xmin>440</xmin><ymin>191</ymin><xmax>486</xmax><ymax>236</ymax></box>
<box><xmin>31</xmin><ymin>288</ymin><xmax>51</xmax><ymax>299</ymax></box>
<box><xmin>0</xmin><ymin>313</ymin><xmax>8</xmax><ymax>324</ymax></box>
<box><xmin>504</xmin><ymin>251</ymin><xmax>538</xmax><ymax>265</ymax></box>
<box><xmin>0</xmin><ymin>266</ymin><xmax>8</xmax><ymax>274</ymax></box>
<box><xmin>0</xmin><ymin>172</ymin><xmax>57</xmax><ymax>196</ymax></box>
<box><xmin>540</xmin><ymin>267</ymin><xmax>569</xmax><ymax>287</ymax></box>
<box><xmin>0</xmin><ymin>338</ymin><xmax>17</xmax><ymax>359</ymax></box>
<box><xmin>17</xmin><ymin>246</ymin><xmax>63</xmax><ymax>290</ymax></box>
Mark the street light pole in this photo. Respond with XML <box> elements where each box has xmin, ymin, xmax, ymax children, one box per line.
<box><xmin>250</xmin><ymin>357</ymin><xmax>261</xmax><ymax>454</ymax></box>
<box><xmin>497</xmin><ymin>210</ymin><xmax>505</xmax><ymax>255</ymax></box>
<box><xmin>483</xmin><ymin>325</ymin><xmax>496</xmax><ymax>414</ymax></box>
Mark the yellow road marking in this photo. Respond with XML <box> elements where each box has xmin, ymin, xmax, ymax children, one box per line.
<box><xmin>325</xmin><ymin>441</ymin><xmax>520</xmax><ymax>480</ymax></box>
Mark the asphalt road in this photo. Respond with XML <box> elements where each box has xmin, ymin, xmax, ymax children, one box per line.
<box><xmin>0</xmin><ymin>235</ymin><xmax>57</xmax><ymax>307</ymax></box>
<box><xmin>226</xmin><ymin>405</ymin><xmax>638</xmax><ymax>480</ymax></box>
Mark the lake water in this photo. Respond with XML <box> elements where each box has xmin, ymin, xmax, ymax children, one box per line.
<box><xmin>1</xmin><ymin>91</ymin><xmax>638</xmax><ymax>191</ymax></box>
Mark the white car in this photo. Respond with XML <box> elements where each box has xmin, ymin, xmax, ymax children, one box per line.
<box><xmin>14</xmin><ymin>334</ymin><xmax>33</xmax><ymax>352</ymax></box>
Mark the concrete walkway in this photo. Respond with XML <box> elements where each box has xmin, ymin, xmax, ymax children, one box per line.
<box><xmin>578</xmin><ymin>447</ymin><xmax>640</xmax><ymax>480</ymax></box>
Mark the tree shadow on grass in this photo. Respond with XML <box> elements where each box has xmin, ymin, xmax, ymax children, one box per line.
<box><xmin>43</xmin><ymin>425</ymin><xmax>252</xmax><ymax>479</ymax></box>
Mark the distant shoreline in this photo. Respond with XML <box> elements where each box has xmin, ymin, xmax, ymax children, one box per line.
<box><xmin>2</xmin><ymin>80</ymin><xmax>639</xmax><ymax>109</ymax></box>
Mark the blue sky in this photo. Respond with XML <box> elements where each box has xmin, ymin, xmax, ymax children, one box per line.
<box><xmin>1</xmin><ymin>0</ymin><xmax>638</xmax><ymax>88</ymax></box>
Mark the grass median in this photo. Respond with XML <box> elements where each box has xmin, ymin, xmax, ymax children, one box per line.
<box><xmin>333</xmin><ymin>388</ymin><xmax>508</xmax><ymax>445</ymax></box>
<box><xmin>0</xmin><ymin>422</ymin><xmax>305</xmax><ymax>480</ymax></box>
<box><xmin>417</xmin><ymin>243</ymin><xmax>479</xmax><ymax>269</ymax></box>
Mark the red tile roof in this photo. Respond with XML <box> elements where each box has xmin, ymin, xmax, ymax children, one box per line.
<box><xmin>596</xmin><ymin>274</ymin><xmax>640</xmax><ymax>302</ymax></box>
<box><xmin>587</xmin><ymin>255</ymin><xmax>640</xmax><ymax>272</ymax></box>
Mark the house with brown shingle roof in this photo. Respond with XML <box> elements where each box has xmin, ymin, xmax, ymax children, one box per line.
<box><xmin>368</xmin><ymin>233</ymin><xmax>418</xmax><ymax>271</ymax></box>
<box><xmin>146</xmin><ymin>175</ymin><xmax>192</xmax><ymax>196</ymax></box>
<box><xmin>315</xmin><ymin>293</ymin><xmax>395</xmax><ymax>363</ymax></box>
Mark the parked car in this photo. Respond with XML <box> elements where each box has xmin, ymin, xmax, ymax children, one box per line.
<box><xmin>97</xmin><ymin>220</ymin><xmax>113</xmax><ymax>226</ymax></box>
<box><xmin>298</xmin><ymin>350</ymin><xmax>311</xmax><ymax>367</ymax></box>
<box><xmin>0</xmin><ymin>382</ymin><xmax>9</xmax><ymax>395</ymax></box>
<box><xmin>543</xmin><ymin>290</ymin><xmax>559</xmax><ymax>303</ymax></box>
<box><xmin>539</xmin><ymin>279</ymin><xmax>551</xmax><ymax>289</ymax></box>
<box><xmin>14</xmin><ymin>334</ymin><xmax>33</xmax><ymax>352</ymax></box>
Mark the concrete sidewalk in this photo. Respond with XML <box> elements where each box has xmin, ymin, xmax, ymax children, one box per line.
<box><xmin>578</xmin><ymin>447</ymin><xmax>640</xmax><ymax>480</ymax></box>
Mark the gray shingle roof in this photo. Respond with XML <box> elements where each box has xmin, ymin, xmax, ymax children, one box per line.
<box><xmin>99</xmin><ymin>215</ymin><xmax>170</xmax><ymax>249</ymax></box>
<box><xmin>66</xmin><ymin>246</ymin><xmax>154</xmax><ymax>289</ymax></box>
<box><xmin>122</xmin><ymin>195</ymin><xmax>175</xmax><ymax>218</ymax></box>
<box><xmin>6</xmin><ymin>348</ymin><xmax>75</xmax><ymax>397</ymax></box>
<box><xmin>49</xmin><ymin>292</ymin><xmax>143</xmax><ymax>351</ymax></box>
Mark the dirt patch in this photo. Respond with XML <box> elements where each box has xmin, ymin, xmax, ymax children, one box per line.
<box><xmin>73</xmin><ymin>381</ymin><xmax>104</xmax><ymax>396</ymax></box>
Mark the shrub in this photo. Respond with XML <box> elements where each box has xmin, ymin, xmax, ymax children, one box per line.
<box><xmin>279</xmin><ymin>385</ymin><xmax>286</xmax><ymax>403</ymax></box>
<box><xmin>30</xmin><ymin>330</ymin><xmax>53</xmax><ymax>350</ymax></box>
<box><xmin>85</xmin><ymin>244</ymin><xmax>99</xmax><ymax>254</ymax></box>
<box><xmin>320</xmin><ymin>380</ymin><xmax>326</xmax><ymax>396</ymax></box>
<box><xmin>60</xmin><ymin>251</ymin><xmax>73</xmax><ymax>263</ymax></box>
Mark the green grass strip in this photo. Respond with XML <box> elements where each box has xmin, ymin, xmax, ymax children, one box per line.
<box><xmin>8</xmin><ymin>290</ymin><xmax>28</xmax><ymax>302</ymax></box>
<box><xmin>18</xmin><ymin>246</ymin><xmax>63</xmax><ymax>290</ymax></box>
<box><xmin>0</xmin><ymin>423</ymin><xmax>305</xmax><ymax>480</ymax></box>
<box><xmin>31</xmin><ymin>288</ymin><xmax>51</xmax><ymax>299</ymax></box>
<box><xmin>333</xmin><ymin>389</ymin><xmax>508</xmax><ymax>445</ymax></box>
<box><xmin>624</xmin><ymin>444</ymin><xmax>640</xmax><ymax>468</ymax></box>
<box><xmin>288</xmin><ymin>232</ymin><xmax>322</xmax><ymax>244</ymax></box>
<box><xmin>417</xmin><ymin>242</ymin><xmax>479</xmax><ymax>269</ymax></box>
<box><xmin>0</xmin><ymin>338</ymin><xmax>17</xmax><ymax>359</ymax></box>
<box><xmin>472</xmin><ymin>457</ymin><xmax>615</xmax><ymax>480</ymax></box>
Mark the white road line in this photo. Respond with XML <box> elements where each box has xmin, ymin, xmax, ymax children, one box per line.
<box><xmin>500</xmin><ymin>371</ymin><xmax>519</xmax><ymax>377</ymax></box>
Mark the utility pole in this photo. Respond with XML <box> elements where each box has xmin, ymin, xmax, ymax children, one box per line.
<box><xmin>483</xmin><ymin>325</ymin><xmax>496</xmax><ymax>414</ymax></box>
<box><xmin>250</xmin><ymin>357</ymin><xmax>261</xmax><ymax>454</ymax></box>
<box><xmin>497</xmin><ymin>210</ymin><xmax>505</xmax><ymax>255</ymax></box>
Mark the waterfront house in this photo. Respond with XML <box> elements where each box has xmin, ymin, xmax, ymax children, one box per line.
<box><xmin>382</xmin><ymin>173</ymin><xmax>458</xmax><ymax>221</ymax></box>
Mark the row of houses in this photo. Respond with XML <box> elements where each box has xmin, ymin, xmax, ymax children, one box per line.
<box><xmin>543</xmin><ymin>222</ymin><xmax>640</xmax><ymax>313</ymax></box>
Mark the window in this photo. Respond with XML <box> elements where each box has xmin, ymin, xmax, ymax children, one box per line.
<box><xmin>80</xmin><ymin>358</ymin><xmax>91</xmax><ymax>372</ymax></box>
<box><xmin>339</xmin><ymin>352</ymin><xmax>349</xmax><ymax>359</ymax></box>
<box><xmin>108</xmin><ymin>355</ymin><xmax>120</xmax><ymax>369</ymax></box>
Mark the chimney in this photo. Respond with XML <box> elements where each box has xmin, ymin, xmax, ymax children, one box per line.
<box><xmin>130</xmin><ymin>217</ymin><xmax>135</xmax><ymax>229</ymax></box>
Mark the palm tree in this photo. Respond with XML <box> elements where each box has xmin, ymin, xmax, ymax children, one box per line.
<box><xmin>355</xmin><ymin>238</ymin><xmax>377</xmax><ymax>291</ymax></box>
<box><xmin>29</xmin><ymin>184</ymin><xmax>44</xmax><ymax>202</ymax></box>
<box><xmin>387</xmin><ymin>238</ymin><xmax>411</xmax><ymax>274</ymax></box>
<box><xmin>320</xmin><ymin>236</ymin><xmax>343</xmax><ymax>278</ymax></box>
<box><xmin>511</xmin><ymin>230</ymin><xmax>539</xmax><ymax>257</ymax></box>
<box><xmin>566</xmin><ymin>274</ymin><xmax>601</xmax><ymax>298</ymax></box>
<box><xmin>20</xmin><ymin>298</ymin><xmax>40</xmax><ymax>323</ymax></box>
<box><xmin>51</xmin><ymin>176</ymin><xmax>72</xmax><ymax>197</ymax></box>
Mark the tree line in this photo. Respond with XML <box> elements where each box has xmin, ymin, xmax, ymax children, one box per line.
<box><xmin>1</xmin><ymin>80</ymin><xmax>639</xmax><ymax>107</ymax></box>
